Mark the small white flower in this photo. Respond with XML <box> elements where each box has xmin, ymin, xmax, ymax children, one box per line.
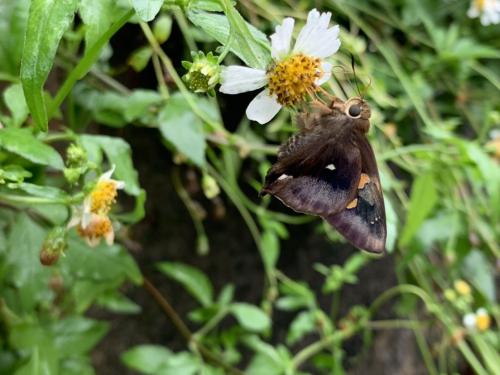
<box><xmin>463</xmin><ymin>313</ymin><xmax>477</xmax><ymax>330</ymax></box>
<box><xmin>467</xmin><ymin>0</ymin><xmax>500</xmax><ymax>25</ymax></box>
<box><xmin>82</xmin><ymin>165</ymin><xmax>125</xmax><ymax>228</ymax></box>
<box><xmin>219</xmin><ymin>9</ymin><xmax>340</xmax><ymax>124</ymax></box>
<box><xmin>68</xmin><ymin>166</ymin><xmax>124</xmax><ymax>247</ymax></box>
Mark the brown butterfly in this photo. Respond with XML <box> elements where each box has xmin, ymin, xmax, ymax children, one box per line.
<box><xmin>260</xmin><ymin>96</ymin><xmax>386</xmax><ymax>253</ymax></box>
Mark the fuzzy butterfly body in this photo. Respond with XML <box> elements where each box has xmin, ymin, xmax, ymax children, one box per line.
<box><xmin>260</xmin><ymin>97</ymin><xmax>386</xmax><ymax>253</ymax></box>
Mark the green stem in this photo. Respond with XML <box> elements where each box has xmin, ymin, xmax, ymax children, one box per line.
<box><xmin>139</xmin><ymin>22</ymin><xmax>224</xmax><ymax>133</ymax></box>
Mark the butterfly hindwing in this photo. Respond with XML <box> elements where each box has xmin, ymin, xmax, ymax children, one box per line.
<box><xmin>326</xmin><ymin>134</ymin><xmax>386</xmax><ymax>253</ymax></box>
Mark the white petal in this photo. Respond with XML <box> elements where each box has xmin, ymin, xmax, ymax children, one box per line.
<box><xmin>82</xmin><ymin>198</ymin><xmax>92</xmax><ymax>229</ymax></box>
<box><xmin>467</xmin><ymin>7</ymin><xmax>479</xmax><ymax>17</ymax></box>
<box><xmin>219</xmin><ymin>66</ymin><xmax>267</xmax><ymax>94</ymax></box>
<box><xmin>315</xmin><ymin>62</ymin><xmax>332</xmax><ymax>86</ymax></box>
<box><xmin>293</xmin><ymin>9</ymin><xmax>341</xmax><ymax>58</ymax></box>
<box><xmin>105</xmin><ymin>228</ymin><xmax>115</xmax><ymax>246</ymax></box>
<box><xmin>67</xmin><ymin>214</ymin><xmax>81</xmax><ymax>229</ymax></box>
<box><xmin>271</xmin><ymin>18</ymin><xmax>294</xmax><ymax>60</ymax></box>
<box><xmin>245</xmin><ymin>90</ymin><xmax>282</xmax><ymax>124</ymax></box>
<box><xmin>463</xmin><ymin>313</ymin><xmax>476</xmax><ymax>329</ymax></box>
<box><xmin>114</xmin><ymin>180</ymin><xmax>126</xmax><ymax>190</ymax></box>
<box><xmin>99</xmin><ymin>165</ymin><xmax>116</xmax><ymax>182</ymax></box>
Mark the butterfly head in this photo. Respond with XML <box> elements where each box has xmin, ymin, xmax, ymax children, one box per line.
<box><xmin>326</xmin><ymin>97</ymin><xmax>371</xmax><ymax>133</ymax></box>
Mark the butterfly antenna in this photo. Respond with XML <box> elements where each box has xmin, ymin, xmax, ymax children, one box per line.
<box><xmin>350</xmin><ymin>54</ymin><xmax>363</xmax><ymax>98</ymax></box>
<box><xmin>331</xmin><ymin>67</ymin><xmax>349</xmax><ymax>99</ymax></box>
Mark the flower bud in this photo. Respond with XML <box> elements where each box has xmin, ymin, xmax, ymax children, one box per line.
<box><xmin>40</xmin><ymin>227</ymin><xmax>67</xmax><ymax>266</ymax></box>
<box><xmin>66</xmin><ymin>143</ymin><xmax>87</xmax><ymax>167</ymax></box>
<box><xmin>202</xmin><ymin>173</ymin><xmax>220</xmax><ymax>199</ymax></box>
<box><xmin>182</xmin><ymin>51</ymin><xmax>221</xmax><ymax>95</ymax></box>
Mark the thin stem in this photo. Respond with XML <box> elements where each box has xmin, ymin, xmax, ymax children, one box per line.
<box><xmin>142</xmin><ymin>277</ymin><xmax>244</xmax><ymax>375</ymax></box>
<box><xmin>171</xmin><ymin>168</ymin><xmax>209</xmax><ymax>255</ymax></box>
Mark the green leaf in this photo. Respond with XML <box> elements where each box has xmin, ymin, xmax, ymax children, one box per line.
<box><xmin>399</xmin><ymin>173</ymin><xmax>438</xmax><ymax>247</ymax></box>
<box><xmin>260</xmin><ymin>230</ymin><xmax>279</xmax><ymax>270</ymax></box>
<box><xmin>9</xmin><ymin>182</ymin><xmax>69</xmax><ymax>200</ymax></box>
<box><xmin>20</xmin><ymin>0</ymin><xmax>78</xmax><ymax>131</ymax></box>
<box><xmin>79</xmin><ymin>0</ymin><xmax>122</xmax><ymax>51</ymax></box>
<box><xmin>187</xmin><ymin>10</ymin><xmax>271</xmax><ymax>69</ymax></box>
<box><xmin>81</xmin><ymin>135</ymin><xmax>141</xmax><ymax>196</ymax></box>
<box><xmin>3</xmin><ymin>83</ymin><xmax>28</xmax><ymax>127</ymax></box>
<box><xmin>122</xmin><ymin>345</ymin><xmax>172</xmax><ymax>374</ymax></box>
<box><xmin>62</xmin><ymin>236</ymin><xmax>143</xmax><ymax>285</ymax></box>
<box><xmin>230</xmin><ymin>303</ymin><xmax>270</xmax><ymax>332</ymax></box>
<box><xmin>286</xmin><ymin>311</ymin><xmax>315</xmax><ymax>345</ymax></box>
<box><xmin>0</xmin><ymin>128</ymin><xmax>64</xmax><ymax>169</ymax></box>
<box><xmin>462</xmin><ymin>249</ymin><xmax>495</xmax><ymax>302</ymax></box>
<box><xmin>0</xmin><ymin>0</ymin><xmax>30</xmax><ymax>75</ymax></box>
<box><xmin>122</xmin><ymin>346</ymin><xmax>199</xmax><ymax>375</ymax></box>
<box><xmin>157</xmin><ymin>262</ymin><xmax>213</xmax><ymax>307</ymax></box>
<box><xmin>50</xmin><ymin>317</ymin><xmax>109</xmax><ymax>356</ymax></box>
<box><xmin>78</xmin><ymin>89</ymin><xmax>162</xmax><ymax>127</ymax></box>
<box><xmin>4</xmin><ymin>214</ymin><xmax>50</xmax><ymax>312</ymax></box>
<box><xmin>158</xmin><ymin>94</ymin><xmax>207</xmax><ymax>167</ymax></box>
<box><xmin>131</xmin><ymin>0</ymin><xmax>164</xmax><ymax>22</ymax></box>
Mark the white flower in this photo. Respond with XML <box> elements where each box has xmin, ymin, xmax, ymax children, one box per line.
<box><xmin>219</xmin><ymin>9</ymin><xmax>340</xmax><ymax>124</ymax></box>
<box><xmin>467</xmin><ymin>0</ymin><xmax>500</xmax><ymax>25</ymax></box>
<box><xmin>462</xmin><ymin>308</ymin><xmax>492</xmax><ymax>332</ymax></box>
<box><xmin>68</xmin><ymin>166</ymin><xmax>124</xmax><ymax>247</ymax></box>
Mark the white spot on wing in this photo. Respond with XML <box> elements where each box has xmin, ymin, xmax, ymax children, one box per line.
<box><xmin>278</xmin><ymin>174</ymin><xmax>290</xmax><ymax>181</ymax></box>
<box><xmin>325</xmin><ymin>164</ymin><xmax>336</xmax><ymax>170</ymax></box>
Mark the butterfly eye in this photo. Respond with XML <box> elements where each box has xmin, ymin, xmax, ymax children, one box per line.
<box><xmin>348</xmin><ymin>104</ymin><xmax>362</xmax><ymax>118</ymax></box>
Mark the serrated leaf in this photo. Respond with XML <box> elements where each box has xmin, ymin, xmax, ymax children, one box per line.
<box><xmin>0</xmin><ymin>128</ymin><xmax>64</xmax><ymax>169</ymax></box>
<box><xmin>157</xmin><ymin>262</ymin><xmax>213</xmax><ymax>307</ymax></box>
<box><xmin>399</xmin><ymin>173</ymin><xmax>438</xmax><ymax>247</ymax></box>
<box><xmin>230</xmin><ymin>303</ymin><xmax>270</xmax><ymax>332</ymax></box>
<box><xmin>131</xmin><ymin>0</ymin><xmax>164</xmax><ymax>22</ymax></box>
<box><xmin>50</xmin><ymin>317</ymin><xmax>109</xmax><ymax>356</ymax></box>
<box><xmin>158</xmin><ymin>94</ymin><xmax>206</xmax><ymax>167</ymax></box>
<box><xmin>20</xmin><ymin>0</ymin><xmax>78</xmax><ymax>131</ymax></box>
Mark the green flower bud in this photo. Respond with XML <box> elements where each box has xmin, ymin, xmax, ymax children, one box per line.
<box><xmin>40</xmin><ymin>227</ymin><xmax>67</xmax><ymax>266</ymax></box>
<box><xmin>64</xmin><ymin>167</ymin><xmax>82</xmax><ymax>184</ymax></box>
<box><xmin>66</xmin><ymin>143</ymin><xmax>87</xmax><ymax>167</ymax></box>
<box><xmin>182</xmin><ymin>51</ymin><xmax>221</xmax><ymax>95</ymax></box>
<box><xmin>202</xmin><ymin>173</ymin><xmax>220</xmax><ymax>199</ymax></box>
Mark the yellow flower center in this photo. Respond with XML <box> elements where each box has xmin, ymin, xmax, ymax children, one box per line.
<box><xmin>78</xmin><ymin>215</ymin><xmax>112</xmax><ymax>239</ymax></box>
<box><xmin>475</xmin><ymin>0</ymin><xmax>486</xmax><ymax>10</ymax></box>
<box><xmin>90</xmin><ymin>181</ymin><xmax>118</xmax><ymax>214</ymax></box>
<box><xmin>476</xmin><ymin>313</ymin><xmax>491</xmax><ymax>331</ymax></box>
<box><xmin>267</xmin><ymin>53</ymin><xmax>322</xmax><ymax>106</ymax></box>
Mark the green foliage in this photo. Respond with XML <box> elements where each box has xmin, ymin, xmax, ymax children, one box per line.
<box><xmin>0</xmin><ymin>0</ymin><xmax>499</xmax><ymax>374</ymax></box>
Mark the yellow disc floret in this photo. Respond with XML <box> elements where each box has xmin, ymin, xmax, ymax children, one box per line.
<box><xmin>77</xmin><ymin>214</ymin><xmax>113</xmax><ymax>240</ymax></box>
<box><xmin>90</xmin><ymin>181</ymin><xmax>118</xmax><ymax>214</ymax></box>
<box><xmin>267</xmin><ymin>53</ymin><xmax>322</xmax><ymax>106</ymax></box>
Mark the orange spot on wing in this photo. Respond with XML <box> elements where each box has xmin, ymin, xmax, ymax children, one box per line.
<box><xmin>346</xmin><ymin>198</ymin><xmax>358</xmax><ymax>209</ymax></box>
<box><xmin>358</xmin><ymin>173</ymin><xmax>370</xmax><ymax>189</ymax></box>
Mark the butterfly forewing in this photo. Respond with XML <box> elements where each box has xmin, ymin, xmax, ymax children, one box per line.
<box><xmin>261</xmin><ymin>118</ymin><xmax>362</xmax><ymax>217</ymax></box>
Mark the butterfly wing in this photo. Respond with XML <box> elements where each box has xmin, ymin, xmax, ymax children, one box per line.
<box><xmin>261</xmin><ymin>119</ymin><xmax>362</xmax><ymax>217</ymax></box>
<box><xmin>326</xmin><ymin>133</ymin><xmax>386</xmax><ymax>253</ymax></box>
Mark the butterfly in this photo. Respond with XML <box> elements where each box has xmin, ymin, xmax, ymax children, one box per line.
<box><xmin>260</xmin><ymin>96</ymin><xmax>386</xmax><ymax>253</ymax></box>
